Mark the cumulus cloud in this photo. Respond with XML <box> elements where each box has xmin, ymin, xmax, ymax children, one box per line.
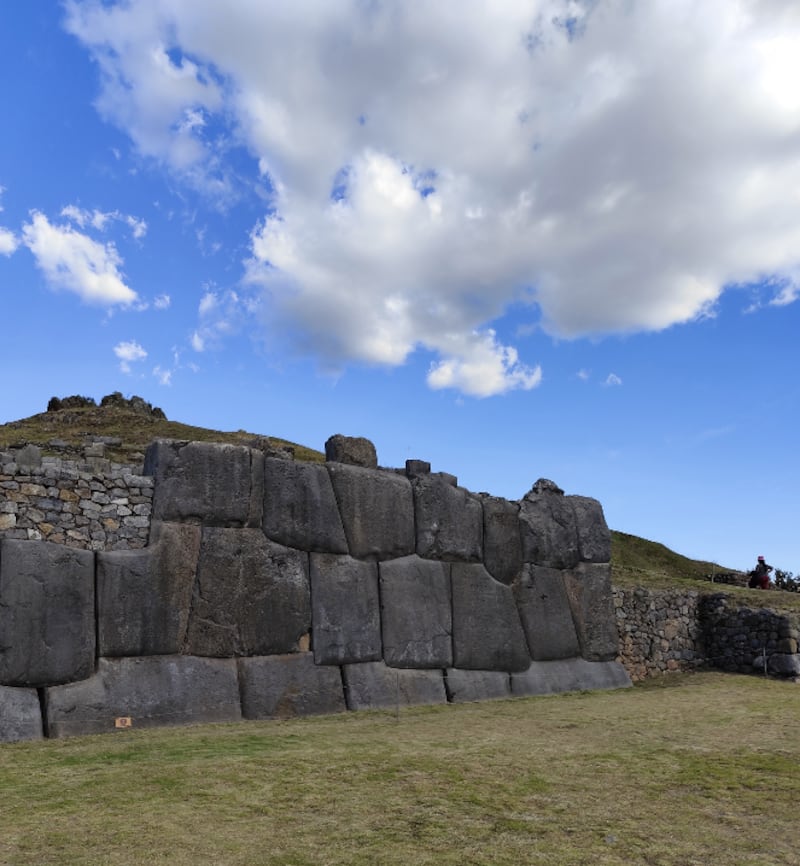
<box><xmin>65</xmin><ymin>0</ymin><xmax>800</xmax><ymax>395</ymax></box>
<box><xmin>114</xmin><ymin>339</ymin><xmax>147</xmax><ymax>373</ymax></box>
<box><xmin>153</xmin><ymin>293</ymin><xmax>171</xmax><ymax>309</ymax></box>
<box><xmin>603</xmin><ymin>373</ymin><xmax>622</xmax><ymax>387</ymax></box>
<box><xmin>60</xmin><ymin>205</ymin><xmax>147</xmax><ymax>240</ymax></box>
<box><xmin>0</xmin><ymin>227</ymin><xmax>18</xmax><ymax>256</ymax></box>
<box><xmin>190</xmin><ymin>287</ymin><xmax>249</xmax><ymax>353</ymax></box>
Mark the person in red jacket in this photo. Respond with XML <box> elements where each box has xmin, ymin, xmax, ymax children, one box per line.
<box><xmin>753</xmin><ymin>555</ymin><xmax>773</xmax><ymax>589</ymax></box>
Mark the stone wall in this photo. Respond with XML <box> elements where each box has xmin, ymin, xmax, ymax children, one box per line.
<box><xmin>0</xmin><ymin>436</ymin><xmax>630</xmax><ymax>743</ymax></box>
<box><xmin>614</xmin><ymin>586</ymin><xmax>800</xmax><ymax>682</ymax></box>
<box><xmin>0</xmin><ymin>443</ymin><xmax>152</xmax><ymax>551</ymax></box>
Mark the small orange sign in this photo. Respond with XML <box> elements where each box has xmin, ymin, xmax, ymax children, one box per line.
<box><xmin>114</xmin><ymin>716</ymin><xmax>133</xmax><ymax>728</ymax></box>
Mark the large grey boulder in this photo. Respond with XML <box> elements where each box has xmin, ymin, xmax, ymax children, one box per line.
<box><xmin>324</xmin><ymin>434</ymin><xmax>378</xmax><ymax>469</ymax></box>
<box><xmin>445</xmin><ymin>669</ymin><xmax>511</xmax><ymax>703</ymax></box>
<box><xmin>563</xmin><ymin>562</ymin><xmax>619</xmax><ymax>661</ymax></box>
<box><xmin>145</xmin><ymin>440</ymin><xmax>263</xmax><ymax>527</ymax></box>
<box><xmin>0</xmin><ymin>540</ymin><xmax>95</xmax><ymax>687</ymax></box>
<box><xmin>263</xmin><ymin>458</ymin><xmax>348</xmax><ymax>553</ymax></box>
<box><xmin>379</xmin><ymin>555</ymin><xmax>452</xmax><ymax>669</ymax></box>
<box><xmin>413</xmin><ymin>475</ymin><xmax>483</xmax><ymax>561</ymax></box>
<box><xmin>239</xmin><ymin>653</ymin><xmax>346</xmax><ymax>719</ymax></box>
<box><xmin>451</xmin><ymin>563</ymin><xmax>530</xmax><ymax>671</ymax></box>
<box><xmin>518</xmin><ymin>479</ymin><xmax>580</xmax><ymax>568</ymax></box>
<box><xmin>515</xmin><ymin>565</ymin><xmax>582</xmax><ymax>660</ymax></box>
<box><xmin>45</xmin><ymin>655</ymin><xmax>241</xmax><ymax>737</ymax></box>
<box><xmin>343</xmin><ymin>661</ymin><xmax>447</xmax><ymax>710</ymax></box>
<box><xmin>767</xmin><ymin>653</ymin><xmax>800</xmax><ymax>676</ymax></box>
<box><xmin>184</xmin><ymin>528</ymin><xmax>310</xmax><ymax>657</ymax></box>
<box><xmin>569</xmin><ymin>495</ymin><xmax>611</xmax><ymax>563</ymax></box>
<box><xmin>327</xmin><ymin>463</ymin><xmax>414</xmax><ymax>559</ymax></box>
<box><xmin>97</xmin><ymin>522</ymin><xmax>201</xmax><ymax>656</ymax></box>
<box><xmin>510</xmin><ymin>658</ymin><xmax>632</xmax><ymax>696</ymax></box>
<box><xmin>310</xmin><ymin>554</ymin><xmax>382</xmax><ymax>665</ymax></box>
<box><xmin>0</xmin><ymin>685</ymin><xmax>43</xmax><ymax>742</ymax></box>
<box><xmin>481</xmin><ymin>495</ymin><xmax>522</xmax><ymax>585</ymax></box>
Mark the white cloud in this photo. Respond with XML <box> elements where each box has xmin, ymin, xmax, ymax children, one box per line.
<box><xmin>114</xmin><ymin>339</ymin><xmax>147</xmax><ymax>373</ymax></box>
<box><xmin>190</xmin><ymin>330</ymin><xmax>205</xmax><ymax>352</ymax></box>
<box><xmin>603</xmin><ymin>373</ymin><xmax>622</xmax><ymax>387</ymax></box>
<box><xmin>22</xmin><ymin>211</ymin><xmax>138</xmax><ymax>306</ymax></box>
<box><xmin>154</xmin><ymin>293</ymin><xmax>171</xmax><ymax>310</ymax></box>
<box><xmin>66</xmin><ymin>0</ymin><xmax>800</xmax><ymax>395</ymax></box>
<box><xmin>0</xmin><ymin>227</ymin><xmax>18</xmax><ymax>256</ymax></box>
<box><xmin>153</xmin><ymin>364</ymin><xmax>172</xmax><ymax>385</ymax></box>
<box><xmin>60</xmin><ymin>205</ymin><xmax>147</xmax><ymax>240</ymax></box>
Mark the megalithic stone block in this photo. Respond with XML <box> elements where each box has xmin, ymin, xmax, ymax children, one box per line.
<box><xmin>263</xmin><ymin>457</ymin><xmax>348</xmax><ymax>553</ymax></box>
<box><xmin>0</xmin><ymin>539</ymin><xmax>95</xmax><ymax>687</ymax></box>
<box><xmin>239</xmin><ymin>653</ymin><xmax>346</xmax><ymax>719</ymax></box>
<box><xmin>510</xmin><ymin>658</ymin><xmax>632</xmax><ymax>696</ymax></box>
<box><xmin>413</xmin><ymin>475</ymin><xmax>483</xmax><ymax>561</ymax></box>
<box><xmin>97</xmin><ymin>521</ymin><xmax>201</xmax><ymax>656</ymax></box>
<box><xmin>563</xmin><ymin>562</ymin><xmax>619</xmax><ymax>661</ymax></box>
<box><xmin>518</xmin><ymin>480</ymin><xmax>580</xmax><ymax>568</ymax></box>
<box><xmin>310</xmin><ymin>553</ymin><xmax>382</xmax><ymax>665</ymax></box>
<box><xmin>45</xmin><ymin>656</ymin><xmax>241</xmax><ymax>737</ymax></box>
<box><xmin>514</xmin><ymin>565</ymin><xmax>582</xmax><ymax>660</ymax></box>
<box><xmin>184</xmin><ymin>527</ymin><xmax>310</xmax><ymax>657</ymax></box>
<box><xmin>451</xmin><ymin>562</ymin><xmax>530</xmax><ymax>671</ymax></box>
<box><xmin>327</xmin><ymin>463</ymin><xmax>414</xmax><ymax>560</ymax></box>
<box><xmin>481</xmin><ymin>494</ymin><xmax>522</xmax><ymax>585</ymax></box>
<box><xmin>324</xmin><ymin>434</ymin><xmax>378</xmax><ymax>468</ymax></box>
<box><xmin>568</xmin><ymin>495</ymin><xmax>611</xmax><ymax>563</ymax></box>
<box><xmin>0</xmin><ymin>685</ymin><xmax>43</xmax><ymax>742</ymax></box>
<box><xmin>145</xmin><ymin>440</ymin><xmax>263</xmax><ymax>527</ymax></box>
<box><xmin>379</xmin><ymin>555</ymin><xmax>452</xmax><ymax>669</ymax></box>
<box><xmin>445</xmin><ymin>669</ymin><xmax>511</xmax><ymax>703</ymax></box>
<box><xmin>342</xmin><ymin>661</ymin><xmax>447</xmax><ymax>710</ymax></box>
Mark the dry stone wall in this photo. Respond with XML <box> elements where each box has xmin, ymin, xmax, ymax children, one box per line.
<box><xmin>0</xmin><ymin>435</ymin><xmax>630</xmax><ymax>743</ymax></box>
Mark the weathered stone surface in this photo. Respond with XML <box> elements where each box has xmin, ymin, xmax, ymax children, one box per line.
<box><xmin>510</xmin><ymin>658</ymin><xmax>632</xmax><ymax>696</ymax></box>
<box><xmin>380</xmin><ymin>555</ymin><xmax>452</xmax><ymax>668</ymax></box>
<box><xmin>145</xmin><ymin>440</ymin><xmax>263</xmax><ymax>526</ymax></box>
<box><xmin>263</xmin><ymin>458</ymin><xmax>347</xmax><ymax>553</ymax></box>
<box><xmin>568</xmin><ymin>495</ymin><xmax>611</xmax><ymax>563</ymax></box>
<box><xmin>98</xmin><ymin>522</ymin><xmax>201</xmax><ymax>656</ymax></box>
<box><xmin>515</xmin><ymin>565</ymin><xmax>582</xmax><ymax>660</ymax></box>
<box><xmin>451</xmin><ymin>563</ymin><xmax>530</xmax><ymax>671</ymax></box>
<box><xmin>324</xmin><ymin>434</ymin><xmax>378</xmax><ymax>469</ymax></box>
<box><xmin>767</xmin><ymin>653</ymin><xmax>800</xmax><ymax>676</ymax></box>
<box><xmin>563</xmin><ymin>563</ymin><xmax>619</xmax><ymax>661</ymax></box>
<box><xmin>16</xmin><ymin>445</ymin><xmax>42</xmax><ymax>470</ymax></box>
<box><xmin>343</xmin><ymin>661</ymin><xmax>447</xmax><ymax>710</ymax></box>
<box><xmin>310</xmin><ymin>554</ymin><xmax>382</xmax><ymax>665</ymax></box>
<box><xmin>405</xmin><ymin>459</ymin><xmax>431</xmax><ymax>478</ymax></box>
<box><xmin>413</xmin><ymin>476</ymin><xmax>483</xmax><ymax>561</ymax></box>
<box><xmin>45</xmin><ymin>656</ymin><xmax>241</xmax><ymax>737</ymax></box>
<box><xmin>481</xmin><ymin>494</ymin><xmax>522</xmax><ymax>585</ymax></box>
<box><xmin>327</xmin><ymin>463</ymin><xmax>414</xmax><ymax>559</ymax></box>
<box><xmin>519</xmin><ymin>480</ymin><xmax>580</xmax><ymax>568</ymax></box>
<box><xmin>0</xmin><ymin>539</ymin><xmax>95</xmax><ymax>687</ymax></box>
<box><xmin>445</xmin><ymin>669</ymin><xmax>511</xmax><ymax>703</ymax></box>
<box><xmin>184</xmin><ymin>528</ymin><xmax>310</xmax><ymax>657</ymax></box>
<box><xmin>0</xmin><ymin>685</ymin><xmax>43</xmax><ymax>742</ymax></box>
<box><xmin>239</xmin><ymin>653</ymin><xmax>346</xmax><ymax>719</ymax></box>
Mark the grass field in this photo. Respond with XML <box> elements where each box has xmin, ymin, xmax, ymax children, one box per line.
<box><xmin>1</xmin><ymin>672</ymin><xmax>797</xmax><ymax>866</ymax></box>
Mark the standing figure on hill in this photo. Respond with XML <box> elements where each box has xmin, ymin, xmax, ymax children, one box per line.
<box><xmin>749</xmin><ymin>555</ymin><xmax>773</xmax><ymax>589</ymax></box>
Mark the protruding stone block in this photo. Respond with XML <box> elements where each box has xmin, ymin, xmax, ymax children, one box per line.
<box><xmin>15</xmin><ymin>444</ymin><xmax>42</xmax><ymax>470</ymax></box>
<box><xmin>569</xmin><ymin>495</ymin><xmax>611</xmax><ymax>563</ymax></box>
<box><xmin>184</xmin><ymin>528</ymin><xmax>310</xmax><ymax>657</ymax></box>
<box><xmin>445</xmin><ymin>669</ymin><xmax>511</xmax><ymax>703</ymax></box>
<box><xmin>405</xmin><ymin>459</ymin><xmax>430</xmax><ymax>477</ymax></box>
<box><xmin>98</xmin><ymin>522</ymin><xmax>200</xmax><ymax>656</ymax></box>
<box><xmin>239</xmin><ymin>653</ymin><xmax>346</xmax><ymax>719</ymax></box>
<box><xmin>519</xmin><ymin>480</ymin><xmax>580</xmax><ymax>568</ymax></box>
<box><xmin>45</xmin><ymin>656</ymin><xmax>241</xmax><ymax>737</ymax></box>
<box><xmin>767</xmin><ymin>653</ymin><xmax>800</xmax><ymax>676</ymax></box>
<box><xmin>451</xmin><ymin>563</ymin><xmax>530</xmax><ymax>671</ymax></box>
<box><xmin>343</xmin><ymin>661</ymin><xmax>446</xmax><ymax>710</ymax></box>
<box><xmin>310</xmin><ymin>554</ymin><xmax>382</xmax><ymax>665</ymax></box>
<box><xmin>0</xmin><ymin>539</ymin><xmax>95</xmax><ymax>687</ymax></box>
<box><xmin>563</xmin><ymin>563</ymin><xmax>619</xmax><ymax>661</ymax></box>
<box><xmin>380</xmin><ymin>555</ymin><xmax>452</xmax><ymax>669</ymax></box>
<box><xmin>510</xmin><ymin>658</ymin><xmax>632</xmax><ymax>696</ymax></box>
<box><xmin>0</xmin><ymin>685</ymin><xmax>43</xmax><ymax>742</ymax></box>
<box><xmin>413</xmin><ymin>476</ymin><xmax>482</xmax><ymax>561</ymax></box>
<box><xmin>263</xmin><ymin>458</ymin><xmax>348</xmax><ymax>553</ymax></box>
<box><xmin>327</xmin><ymin>463</ymin><xmax>414</xmax><ymax>559</ymax></box>
<box><xmin>481</xmin><ymin>494</ymin><xmax>522</xmax><ymax>585</ymax></box>
<box><xmin>515</xmin><ymin>565</ymin><xmax>582</xmax><ymax>660</ymax></box>
<box><xmin>145</xmin><ymin>440</ymin><xmax>263</xmax><ymax>526</ymax></box>
<box><xmin>324</xmin><ymin>434</ymin><xmax>377</xmax><ymax>468</ymax></box>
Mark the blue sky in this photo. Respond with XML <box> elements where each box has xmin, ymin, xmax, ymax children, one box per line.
<box><xmin>1</xmin><ymin>1</ymin><xmax>799</xmax><ymax>573</ymax></box>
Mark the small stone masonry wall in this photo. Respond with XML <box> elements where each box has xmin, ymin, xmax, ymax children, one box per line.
<box><xmin>0</xmin><ymin>435</ymin><xmax>630</xmax><ymax>743</ymax></box>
